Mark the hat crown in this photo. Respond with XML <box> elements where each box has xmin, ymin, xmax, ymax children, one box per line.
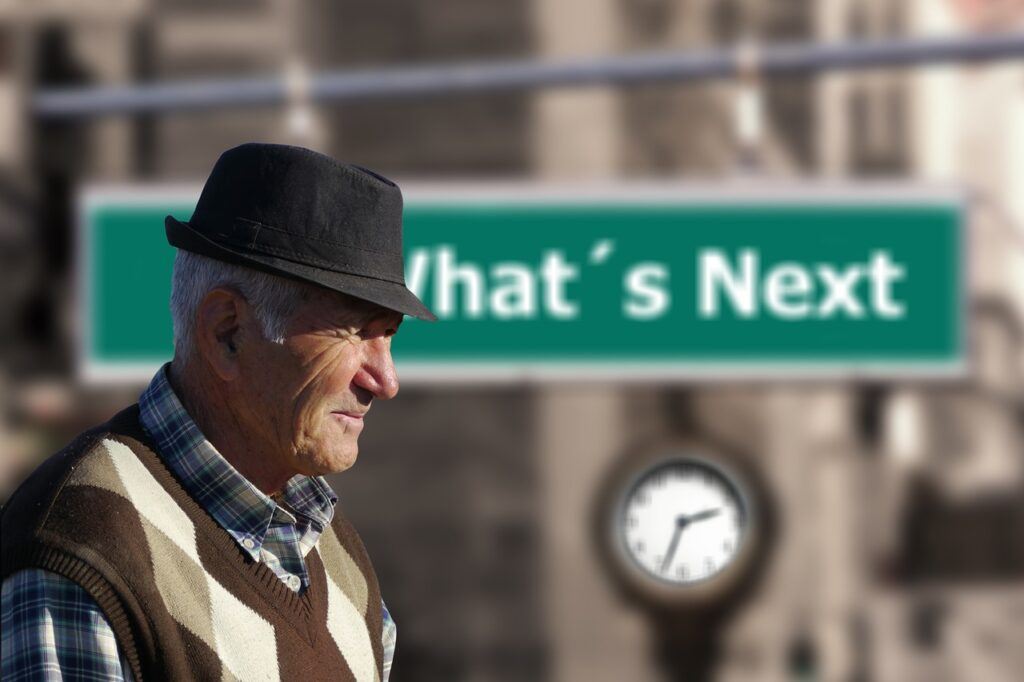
<box><xmin>166</xmin><ymin>142</ymin><xmax>436</xmax><ymax>320</ymax></box>
<box><xmin>189</xmin><ymin>143</ymin><xmax>405</xmax><ymax>281</ymax></box>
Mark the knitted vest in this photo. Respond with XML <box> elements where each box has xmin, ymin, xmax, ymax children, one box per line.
<box><xmin>1</xmin><ymin>405</ymin><xmax>384</xmax><ymax>682</ymax></box>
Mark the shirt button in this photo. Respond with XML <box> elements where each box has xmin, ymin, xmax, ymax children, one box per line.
<box><xmin>241</xmin><ymin>538</ymin><xmax>255</xmax><ymax>550</ymax></box>
<box><xmin>287</xmin><ymin>575</ymin><xmax>301</xmax><ymax>591</ymax></box>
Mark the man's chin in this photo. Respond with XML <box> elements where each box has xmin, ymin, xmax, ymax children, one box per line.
<box><xmin>317</xmin><ymin>448</ymin><xmax>359</xmax><ymax>476</ymax></box>
<box><xmin>294</xmin><ymin>443</ymin><xmax>359</xmax><ymax>478</ymax></box>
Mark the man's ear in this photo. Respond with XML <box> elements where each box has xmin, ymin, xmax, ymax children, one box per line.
<box><xmin>194</xmin><ymin>288</ymin><xmax>247</xmax><ymax>381</ymax></box>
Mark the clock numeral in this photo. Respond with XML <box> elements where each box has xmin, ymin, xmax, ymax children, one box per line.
<box><xmin>635</xmin><ymin>491</ymin><xmax>649</xmax><ymax>505</ymax></box>
<box><xmin>677</xmin><ymin>565</ymin><xmax>688</xmax><ymax>579</ymax></box>
<box><xmin>626</xmin><ymin>515</ymin><xmax>638</xmax><ymax>529</ymax></box>
<box><xmin>634</xmin><ymin>540</ymin><xmax>646</xmax><ymax>554</ymax></box>
<box><xmin>704</xmin><ymin>557</ymin><xmax>715</xmax><ymax>573</ymax></box>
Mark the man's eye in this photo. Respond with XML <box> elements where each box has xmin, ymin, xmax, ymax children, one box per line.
<box><xmin>328</xmin><ymin>327</ymin><xmax>357</xmax><ymax>340</ymax></box>
<box><xmin>357</xmin><ymin>327</ymin><xmax>390</xmax><ymax>339</ymax></box>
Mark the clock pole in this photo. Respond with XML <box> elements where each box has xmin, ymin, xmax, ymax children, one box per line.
<box><xmin>649</xmin><ymin>611</ymin><xmax>723</xmax><ymax>681</ymax></box>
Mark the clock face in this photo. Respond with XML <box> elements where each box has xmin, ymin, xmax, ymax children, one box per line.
<box><xmin>619</xmin><ymin>458</ymin><xmax>747</xmax><ymax>586</ymax></box>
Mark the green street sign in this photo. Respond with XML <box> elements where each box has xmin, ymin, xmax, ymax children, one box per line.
<box><xmin>78</xmin><ymin>184</ymin><xmax>965</xmax><ymax>382</ymax></box>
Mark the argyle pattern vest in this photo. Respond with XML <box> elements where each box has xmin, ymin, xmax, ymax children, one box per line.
<box><xmin>1</xmin><ymin>406</ymin><xmax>384</xmax><ymax>681</ymax></box>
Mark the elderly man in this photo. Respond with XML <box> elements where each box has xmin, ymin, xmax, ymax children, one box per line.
<box><xmin>1</xmin><ymin>143</ymin><xmax>435</xmax><ymax>681</ymax></box>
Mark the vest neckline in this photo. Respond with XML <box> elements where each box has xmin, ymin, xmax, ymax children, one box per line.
<box><xmin>113</xmin><ymin>429</ymin><xmax>332</xmax><ymax>634</ymax></box>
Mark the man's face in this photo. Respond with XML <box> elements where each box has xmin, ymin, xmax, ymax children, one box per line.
<box><xmin>237</xmin><ymin>290</ymin><xmax>403</xmax><ymax>478</ymax></box>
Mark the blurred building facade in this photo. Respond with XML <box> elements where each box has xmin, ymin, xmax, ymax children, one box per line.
<box><xmin>1</xmin><ymin>1</ymin><xmax>1023</xmax><ymax>681</ymax></box>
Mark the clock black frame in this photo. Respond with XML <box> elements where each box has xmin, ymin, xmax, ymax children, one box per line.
<box><xmin>593</xmin><ymin>437</ymin><xmax>775</xmax><ymax>612</ymax></box>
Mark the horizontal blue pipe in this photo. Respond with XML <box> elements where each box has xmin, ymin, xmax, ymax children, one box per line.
<box><xmin>33</xmin><ymin>33</ymin><xmax>1024</xmax><ymax>118</ymax></box>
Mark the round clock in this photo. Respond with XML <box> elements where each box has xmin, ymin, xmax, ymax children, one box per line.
<box><xmin>595</xmin><ymin>441</ymin><xmax>772</xmax><ymax>609</ymax></box>
<box><xmin>621</xmin><ymin>458</ymin><xmax>747</xmax><ymax>585</ymax></box>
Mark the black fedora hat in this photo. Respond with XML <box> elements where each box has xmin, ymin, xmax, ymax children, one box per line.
<box><xmin>165</xmin><ymin>142</ymin><xmax>436</xmax><ymax>321</ymax></box>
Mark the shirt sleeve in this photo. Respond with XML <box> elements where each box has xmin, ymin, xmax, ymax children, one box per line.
<box><xmin>381</xmin><ymin>598</ymin><xmax>397</xmax><ymax>682</ymax></box>
<box><xmin>1</xmin><ymin>569</ymin><xmax>134</xmax><ymax>682</ymax></box>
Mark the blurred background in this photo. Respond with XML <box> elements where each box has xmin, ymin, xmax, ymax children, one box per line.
<box><xmin>2</xmin><ymin>1</ymin><xmax>1024</xmax><ymax>681</ymax></box>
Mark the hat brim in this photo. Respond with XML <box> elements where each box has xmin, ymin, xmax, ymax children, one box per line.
<box><xmin>166</xmin><ymin>216</ymin><xmax>437</xmax><ymax>322</ymax></box>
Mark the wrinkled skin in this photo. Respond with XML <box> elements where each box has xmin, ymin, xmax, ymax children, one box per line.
<box><xmin>246</xmin><ymin>292</ymin><xmax>401</xmax><ymax>476</ymax></box>
<box><xmin>173</xmin><ymin>287</ymin><xmax>402</xmax><ymax>494</ymax></box>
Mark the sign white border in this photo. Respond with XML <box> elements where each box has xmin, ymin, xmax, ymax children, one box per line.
<box><xmin>77</xmin><ymin>181</ymin><xmax>969</xmax><ymax>385</ymax></box>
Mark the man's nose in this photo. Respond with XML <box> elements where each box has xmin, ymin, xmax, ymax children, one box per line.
<box><xmin>354</xmin><ymin>337</ymin><xmax>400</xmax><ymax>400</ymax></box>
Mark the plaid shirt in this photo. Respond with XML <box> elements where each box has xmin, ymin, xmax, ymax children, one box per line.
<box><xmin>2</xmin><ymin>364</ymin><xmax>397</xmax><ymax>681</ymax></box>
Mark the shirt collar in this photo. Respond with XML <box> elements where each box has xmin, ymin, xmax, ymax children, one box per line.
<box><xmin>138</xmin><ymin>363</ymin><xmax>337</xmax><ymax>559</ymax></box>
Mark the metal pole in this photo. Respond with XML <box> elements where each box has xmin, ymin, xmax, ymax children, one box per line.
<box><xmin>33</xmin><ymin>32</ymin><xmax>1024</xmax><ymax>119</ymax></box>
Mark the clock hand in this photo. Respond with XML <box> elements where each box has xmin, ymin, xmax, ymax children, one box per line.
<box><xmin>659</xmin><ymin>516</ymin><xmax>688</xmax><ymax>573</ymax></box>
<box><xmin>682</xmin><ymin>508</ymin><xmax>721</xmax><ymax>524</ymax></box>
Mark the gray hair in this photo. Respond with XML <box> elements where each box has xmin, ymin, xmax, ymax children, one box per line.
<box><xmin>169</xmin><ymin>250</ymin><xmax>314</xmax><ymax>360</ymax></box>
